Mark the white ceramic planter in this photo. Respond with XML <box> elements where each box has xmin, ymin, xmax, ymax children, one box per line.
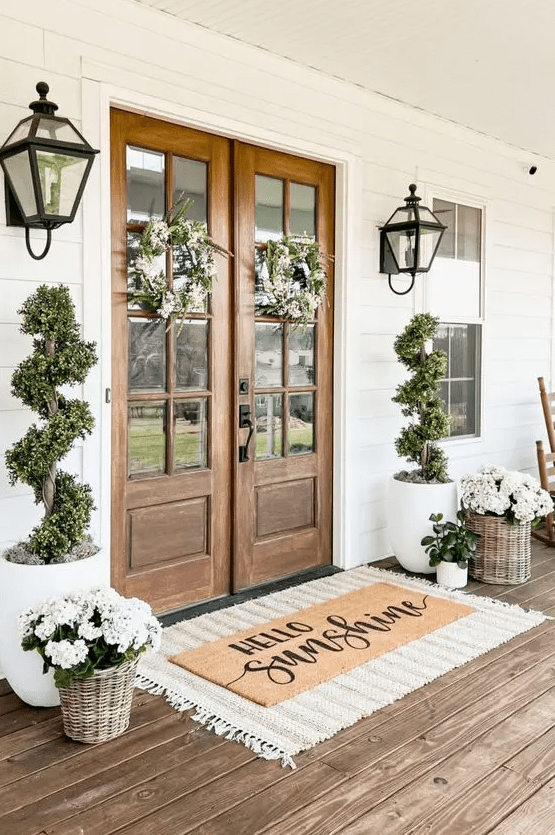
<box><xmin>387</xmin><ymin>477</ymin><xmax>458</xmax><ymax>574</ymax></box>
<box><xmin>0</xmin><ymin>550</ymin><xmax>106</xmax><ymax>707</ymax></box>
<box><xmin>436</xmin><ymin>561</ymin><xmax>468</xmax><ymax>589</ymax></box>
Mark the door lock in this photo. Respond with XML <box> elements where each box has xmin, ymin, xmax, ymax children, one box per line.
<box><xmin>238</xmin><ymin>405</ymin><xmax>254</xmax><ymax>462</ymax></box>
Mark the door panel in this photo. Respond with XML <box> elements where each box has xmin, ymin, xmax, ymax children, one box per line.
<box><xmin>234</xmin><ymin>142</ymin><xmax>334</xmax><ymax>590</ymax></box>
<box><xmin>111</xmin><ymin>110</ymin><xmax>231</xmax><ymax>613</ymax></box>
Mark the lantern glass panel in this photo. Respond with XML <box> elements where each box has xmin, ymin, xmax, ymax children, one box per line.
<box><xmin>35</xmin><ymin>117</ymin><xmax>85</xmax><ymax>144</ymax></box>
<box><xmin>416</xmin><ymin>206</ymin><xmax>439</xmax><ymax>224</ymax></box>
<box><xmin>36</xmin><ymin>151</ymin><xmax>88</xmax><ymax>216</ymax></box>
<box><xmin>385</xmin><ymin>228</ymin><xmax>417</xmax><ymax>271</ymax></box>
<box><xmin>387</xmin><ymin>205</ymin><xmax>417</xmax><ymax>224</ymax></box>
<box><xmin>418</xmin><ymin>226</ymin><xmax>444</xmax><ymax>270</ymax></box>
<box><xmin>3</xmin><ymin>119</ymin><xmax>33</xmax><ymax>146</ymax></box>
<box><xmin>2</xmin><ymin>150</ymin><xmax>37</xmax><ymax>217</ymax></box>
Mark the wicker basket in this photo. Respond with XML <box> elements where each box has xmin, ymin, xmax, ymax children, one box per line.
<box><xmin>466</xmin><ymin>512</ymin><xmax>531</xmax><ymax>585</ymax></box>
<box><xmin>59</xmin><ymin>657</ymin><xmax>138</xmax><ymax>744</ymax></box>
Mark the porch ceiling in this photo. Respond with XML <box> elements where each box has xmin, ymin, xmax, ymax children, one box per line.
<box><xmin>130</xmin><ymin>0</ymin><xmax>555</xmax><ymax>161</ymax></box>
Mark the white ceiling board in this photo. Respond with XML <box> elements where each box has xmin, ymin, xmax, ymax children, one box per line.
<box><xmin>129</xmin><ymin>0</ymin><xmax>555</xmax><ymax>160</ymax></box>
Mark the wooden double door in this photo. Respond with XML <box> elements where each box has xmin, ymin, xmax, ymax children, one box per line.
<box><xmin>110</xmin><ymin>110</ymin><xmax>335</xmax><ymax>613</ymax></box>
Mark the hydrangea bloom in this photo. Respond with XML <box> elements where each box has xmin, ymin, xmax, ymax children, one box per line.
<box><xmin>460</xmin><ymin>465</ymin><xmax>552</xmax><ymax>524</ymax></box>
<box><xmin>19</xmin><ymin>586</ymin><xmax>161</xmax><ymax>689</ymax></box>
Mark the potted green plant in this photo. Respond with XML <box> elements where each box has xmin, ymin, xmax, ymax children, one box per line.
<box><xmin>421</xmin><ymin>510</ymin><xmax>479</xmax><ymax>588</ymax></box>
<box><xmin>386</xmin><ymin>313</ymin><xmax>458</xmax><ymax>573</ymax></box>
<box><xmin>20</xmin><ymin>587</ymin><xmax>161</xmax><ymax>742</ymax></box>
<box><xmin>0</xmin><ymin>285</ymin><xmax>104</xmax><ymax>706</ymax></box>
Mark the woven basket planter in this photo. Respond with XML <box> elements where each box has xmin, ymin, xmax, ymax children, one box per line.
<box><xmin>466</xmin><ymin>512</ymin><xmax>531</xmax><ymax>585</ymax></box>
<box><xmin>59</xmin><ymin>657</ymin><xmax>139</xmax><ymax>744</ymax></box>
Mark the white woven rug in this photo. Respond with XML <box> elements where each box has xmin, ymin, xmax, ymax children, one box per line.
<box><xmin>136</xmin><ymin>566</ymin><xmax>546</xmax><ymax>768</ymax></box>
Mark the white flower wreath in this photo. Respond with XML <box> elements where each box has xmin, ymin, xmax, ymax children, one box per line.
<box><xmin>257</xmin><ymin>235</ymin><xmax>328</xmax><ymax>326</ymax></box>
<box><xmin>128</xmin><ymin>199</ymin><xmax>226</xmax><ymax>325</ymax></box>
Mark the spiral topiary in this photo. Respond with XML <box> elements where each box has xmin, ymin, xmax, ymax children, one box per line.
<box><xmin>5</xmin><ymin>285</ymin><xmax>98</xmax><ymax>563</ymax></box>
<box><xmin>392</xmin><ymin>312</ymin><xmax>450</xmax><ymax>482</ymax></box>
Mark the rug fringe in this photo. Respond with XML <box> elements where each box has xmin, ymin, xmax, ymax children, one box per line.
<box><xmin>134</xmin><ymin>673</ymin><xmax>297</xmax><ymax>769</ymax></box>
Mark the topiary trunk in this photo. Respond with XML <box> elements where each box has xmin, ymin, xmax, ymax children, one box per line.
<box><xmin>392</xmin><ymin>312</ymin><xmax>450</xmax><ymax>482</ymax></box>
<box><xmin>5</xmin><ymin>285</ymin><xmax>98</xmax><ymax>563</ymax></box>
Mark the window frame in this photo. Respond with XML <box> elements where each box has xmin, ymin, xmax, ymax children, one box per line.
<box><xmin>424</xmin><ymin>188</ymin><xmax>487</xmax><ymax>443</ymax></box>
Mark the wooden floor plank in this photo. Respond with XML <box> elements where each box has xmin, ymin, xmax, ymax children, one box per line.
<box><xmin>487</xmin><ymin>778</ymin><xmax>555</xmax><ymax>835</ymax></box>
<box><xmin>185</xmin><ymin>762</ymin><xmax>344</xmax><ymax>835</ymax></box>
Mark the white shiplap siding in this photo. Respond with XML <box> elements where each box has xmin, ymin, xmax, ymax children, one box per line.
<box><xmin>0</xmin><ymin>0</ymin><xmax>554</xmax><ymax>570</ymax></box>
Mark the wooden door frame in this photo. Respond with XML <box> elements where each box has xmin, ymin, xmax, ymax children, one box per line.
<box><xmin>81</xmin><ymin>79</ymin><xmax>354</xmax><ymax>576</ymax></box>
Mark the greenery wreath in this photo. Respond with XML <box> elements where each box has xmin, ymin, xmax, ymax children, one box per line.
<box><xmin>128</xmin><ymin>200</ymin><xmax>227</xmax><ymax>325</ymax></box>
<box><xmin>257</xmin><ymin>235</ymin><xmax>328</xmax><ymax>326</ymax></box>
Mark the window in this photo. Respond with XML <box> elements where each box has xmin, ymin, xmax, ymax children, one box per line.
<box><xmin>430</xmin><ymin>198</ymin><xmax>483</xmax><ymax>439</ymax></box>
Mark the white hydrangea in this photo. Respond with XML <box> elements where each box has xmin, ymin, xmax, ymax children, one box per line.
<box><xmin>20</xmin><ymin>586</ymin><xmax>162</xmax><ymax>678</ymax></box>
<box><xmin>460</xmin><ymin>464</ymin><xmax>552</xmax><ymax>523</ymax></box>
<box><xmin>45</xmin><ymin>639</ymin><xmax>89</xmax><ymax>669</ymax></box>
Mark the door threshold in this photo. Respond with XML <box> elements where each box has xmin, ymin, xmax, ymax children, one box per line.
<box><xmin>159</xmin><ymin>564</ymin><xmax>342</xmax><ymax>627</ymax></box>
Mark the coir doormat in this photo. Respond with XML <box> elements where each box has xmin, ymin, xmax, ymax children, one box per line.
<box><xmin>169</xmin><ymin>582</ymin><xmax>473</xmax><ymax>706</ymax></box>
<box><xmin>136</xmin><ymin>567</ymin><xmax>547</xmax><ymax>768</ymax></box>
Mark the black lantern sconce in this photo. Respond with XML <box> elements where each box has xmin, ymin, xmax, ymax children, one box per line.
<box><xmin>0</xmin><ymin>82</ymin><xmax>99</xmax><ymax>260</ymax></box>
<box><xmin>379</xmin><ymin>184</ymin><xmax>447</xmax><ymax>295</ymax></box>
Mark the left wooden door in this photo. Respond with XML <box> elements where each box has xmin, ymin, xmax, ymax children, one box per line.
<box><xmin>110</xmin><ymin>109</ymin><xmax>232</xmax><ymax>613</ymax></box>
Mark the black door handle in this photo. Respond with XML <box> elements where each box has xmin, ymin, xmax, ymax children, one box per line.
<box><xmin>239</xmin><ymin>405</ymin><xmax>254</xmax><ymax>462</ymax></box>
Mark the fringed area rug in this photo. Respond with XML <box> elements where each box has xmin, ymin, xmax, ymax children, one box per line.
<box><xmin>136</xmin><ymin>566</ymin><xmax>546</xmax><ymax>769</ymax></box>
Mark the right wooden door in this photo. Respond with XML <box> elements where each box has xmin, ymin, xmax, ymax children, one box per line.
<box><xmin>233</xmin><ymin>142</ymin><xmax>335</xmax><ymax>590</ymax></box>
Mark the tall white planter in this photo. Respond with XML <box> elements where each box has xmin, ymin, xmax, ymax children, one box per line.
<box><xmin>0</xmin><ymin>550</ymin><xmax>106</xmax><ymax>707</ymax></box>
<box><xmin>387</xmin><ymin>477</ymin><xmax>458</xmax><ymax>574</ymax></box>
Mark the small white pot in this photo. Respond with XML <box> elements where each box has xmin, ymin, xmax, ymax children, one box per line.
<box><xmin>436</xmin><ymin>560</ymin><xmax>468</xmax><ymax>589</ymax></box>
<box><xmin>387</xmin><ymin>477</ymin><xmax>458</xmax><ymax>574</ymax></box>
<box><xmin>0</xmin><ymin>549</ymin><xmax>107</xmax><ymax>707</ymax></box>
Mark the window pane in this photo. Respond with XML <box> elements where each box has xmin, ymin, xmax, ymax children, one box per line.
<box><xmin>450</xmin><ymin>380</ymin><xmax>476</xmax><ymax>437</ymax></box>
<box><xmin>289</xmin><ymin>325</ymin><xmax>315</xmax><ymax>385</ymax></box>
<box><xmin>175</xmin><ymin>321</ymin><xmax>208</xmax><ymax>390</ymax></box>
<box><xmin>128</xmin><ymin>319</ymin><xmax>166</xmax><ymax>392</ymax></box>
<box><xmin>434</xmin><ymin>323</ymin><xmax>481</xmax><ymax>438</ymax></box>
<box><xmin>127</xmin><ymin>146</ymin><xmax>165</xmax><ymax>223</ymax></box>
<box><xmin>450</xmin><ymin>324</ymin><xmax>476</xmax><ymax>379</ymax></box>
<box><xmin>289</xmin><ymin>393</ymin><xmax>314</xmax><ymax>456</ymax></box>
<box><xmin>290</xmin><ymin>183</ymin><xmax>316</xmax><ymax>238</ymax></box>
<box><xmin>127</xmin><ymin>232</ymin><xmax>165</xmax><ymax>309</ymax></box>
<box><xmin>128</xmin><ymin>402</ymin><xmax>165</xmax><ymax>479</ymax></box>
<box><xmin>255</xmin><ymin>175</ymin><xmax>283</xmax><ymax>242</ymax></box>
<box><xmin>255</xmin><ymin>394</ymin><xmax>282</xmax><ymax>459</ymax></box>
<box><xmin>172</xmin><ymin>243</ymin><xmax>208</xmax><ymax>313</ymax></box>
<box><xmin>433</xmin><ymin>199</ymin><xmax>455</xmax><ymax>259</ymax></box>
<box><xmin>174</xmin><ymin>400</ymin><xmax>207</xmax><ymax>471</ymax></box>
<box><xmin>255</xmin><ymin>323</ymin><xmax>283</xmax><ymax>387</ymax></box>
<box><xmin>173</xmin><ymin>157</ymin><xmax>207</xmax><ymax>223</ymax></box>
<box><xmin>457</xmin><ymin>204</ymin><xmax>481</xmax><ymax>262</ymax></box>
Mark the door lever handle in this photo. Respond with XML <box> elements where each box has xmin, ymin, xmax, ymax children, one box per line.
<box><xmin>239</xmin><ymin>405</ymin><xmax>254</xmax><ymax>462</ymax></box>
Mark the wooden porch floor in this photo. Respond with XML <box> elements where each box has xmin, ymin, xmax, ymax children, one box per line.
<box><xmin>2</xmin><ymin>540</ymin><xmax>555</xmax><ymax>835</ymax></box>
